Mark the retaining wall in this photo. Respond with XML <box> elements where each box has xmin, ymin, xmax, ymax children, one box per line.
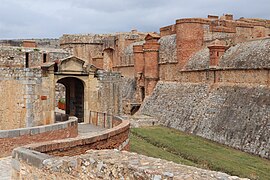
<box><xmin>140</xmin><ymin>81</ymin><xmax>270</xmax><ymax>159</ymax></box>
<box><xmin>0</xmin><ymin>117</ymin><xmax>78</xmax><ymax>158</ymax></box>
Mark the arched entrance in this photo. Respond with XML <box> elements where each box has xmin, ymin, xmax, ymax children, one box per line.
<box><xmin>57</xmin><ymin>77</ymin><xmax>84</xmax><ymax>123</ymax></box>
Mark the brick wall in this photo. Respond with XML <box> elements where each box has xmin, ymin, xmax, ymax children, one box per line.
<box><xmin>32</xmin><ymin>117</ymin><xmax>130</xmax><ymax>157</ymax></box>
<box><xmin>11</xmin><ymin>117</ymin><xmax>130</xmax><ymax>172</ymax></box>
<box><xmin>0</xmin><ymin>117</ymin><xmax>78</xmax><ymax>158</ymax></box>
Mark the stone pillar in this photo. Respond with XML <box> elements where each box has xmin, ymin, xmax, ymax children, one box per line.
<box><xmin>143</xmin><ymin>34</ymin><xmax>160</xmax><ymax>96</ymax></box>
<box><xmin>175</xmin><ymin>19</ymin><xmax>207</xmax><ymax>69</ymax></box>
<box><xmin>208</xmin><ymin>39</ymin><xmax>226</xmax><ymax>68</ymax></box>
<box><xmin>133</xmin><ymin>45</ymin><xmax>145</xmax><ymax>102</ymax></box>
<box><xmin>133</xmin><ymin>45</ymin><xmax>144</xmax><ymax>76</ymax></box>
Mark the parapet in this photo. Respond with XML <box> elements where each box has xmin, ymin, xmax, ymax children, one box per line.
<box><xmin>22</xmin><ymin>40</ymin><xmax>37</xmax><ymax>48</ymax></box>
<box><xmin>160</xmin><ymin>24</ymin><xmax>176</xmax><ymax>37</ymax></box>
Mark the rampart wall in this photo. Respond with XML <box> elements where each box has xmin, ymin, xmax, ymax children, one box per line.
<box><xmin>0</xmin><ymin>39</ymin><xmax>60</xmax><ymax>48</ymax></box>
<box><xmin>140</xmin><ymin>80</ymin><xmax>270</xmax><ymax>159</ymax></box>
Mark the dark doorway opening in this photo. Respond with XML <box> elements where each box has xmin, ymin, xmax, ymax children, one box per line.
<box><xmin>25</xmin><ymin>52</ymin><xmax>29</xmax><ymax>68</ymax></box>
<box><xmin>57</xmin><ymin>77</ymin><xmax>84</xmax><ymax>123</ymax></box>
<box><xmin>43</xmin><ymin>53</ymin><xmax>47</xmax><ymax>63</ymax></box>
<box><xmin>141</xmin><ymin>87</ymin><xmax>145</xmax><ymax>101</ymax></box>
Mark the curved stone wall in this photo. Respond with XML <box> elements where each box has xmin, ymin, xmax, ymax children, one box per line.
<box><xmin>0</xmin><ymin>117</ymin><xmax>78</xmax><ymax>158</ymax></box>
<box><xmin>11</xmin><ymin>116</ymin><xmax>130</xmax><ymax>179</ymax></box>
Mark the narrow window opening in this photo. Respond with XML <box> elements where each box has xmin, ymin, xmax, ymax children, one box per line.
<box><xmin>43</xmin><ymin>53</ymin><xmax>47</xmax><ymax>63</ymax></box>
<box><xmin>54</xmin><ymin>63</ymin><xmax>58</xmax><ymax>72</ymax></box>
<box><xmin>141</xmin><ymin>87</ymin><xmax>145</xmax><ymax>101</ymax></box>
<box><xmin>25</xmin><ymin>52</ymin><xmax>29</xmax><ymax>68</ymax></box>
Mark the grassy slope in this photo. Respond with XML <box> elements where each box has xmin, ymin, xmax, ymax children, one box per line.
<box><xmin>130</xmin><ymin>126</ymin><xmax>270</xmax><ymax>180</ymax></box>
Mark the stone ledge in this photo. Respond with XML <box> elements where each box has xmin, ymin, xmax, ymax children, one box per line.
<box><xmin>12</xmin><ymin>147</ymin><xmax>51</xmax><ymax>169</ymax></box>
<box><xmin>15</xmin><ymin>116</ymin><xmax>129</xmax><ymax>156</ymax></box>
<box><xmin>0</xmin><ymin>117</ymin><xmax>77</xmax><ymax>138</ymax></box>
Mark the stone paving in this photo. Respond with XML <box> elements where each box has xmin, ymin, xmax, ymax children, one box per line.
<box><xmin>78</xmin><ymin>123</ymin><xmax>106</xmax><ymax>135</ymax></box>
<box><xmin>0</xmin><ymin>156</ymin><xmax>11</xmax><ymax>180</ymax></box>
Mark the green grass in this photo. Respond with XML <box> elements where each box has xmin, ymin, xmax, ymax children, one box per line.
<box><xmin>130</xmin><ymin>126</ymin><xmax>270</xmax><ymax>180</ymax></box>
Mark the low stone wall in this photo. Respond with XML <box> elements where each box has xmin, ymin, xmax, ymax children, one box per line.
<box><xmin>12</xmin><ymin>116</ymin><xmax>130</xmax><ymax>179</ymax></box>
<box><xmin>0</xmin><ymin>117</ymin><xmax>78</xmax><ymax>158</ymax></box>
<box><xmin>30</xmin><ymin>117</ymin><xmax>129</xmax><ymax>157</ymax></box>
<box><xmin>11</xmin><ymin>150</ymin><xmax>245</xmax><ymax>180</ymax></box>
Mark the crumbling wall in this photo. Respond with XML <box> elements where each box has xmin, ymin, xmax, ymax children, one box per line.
<box><xmin>12</xmin><ymin>149</ymin><xmax>243</xmax><ymax>180</ymax></box>
<box><xmin>0</xmin><ymin>46</ymin><xmax>69</xmax><ymax>68</ymax></box>
<box><xmin>140</xmin><ymin>81</ymin><xmax>270</xmax><ymax>159</ymax></box>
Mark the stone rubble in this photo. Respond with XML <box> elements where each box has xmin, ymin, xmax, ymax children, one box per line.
<box><xmin>18</xmin><ymin>150</ymin><xmax>248</xmax><ymax>180</ymax></box>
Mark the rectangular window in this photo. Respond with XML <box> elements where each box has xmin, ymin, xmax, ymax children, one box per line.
<box><xmin>43</xmin><ymin>53</ymin><xmax>47</xmax><ymax>63</ymax></box>
<box><xmin>25</xmin><ymin>52</ymin><xmax>29</xmax><ymax>68</ymax></box>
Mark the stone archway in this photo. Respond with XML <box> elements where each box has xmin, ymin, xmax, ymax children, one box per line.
<box><xmin>57</xmin><ymin>77</ymin><xmax>85</xmax><ymax>123</ymax></box>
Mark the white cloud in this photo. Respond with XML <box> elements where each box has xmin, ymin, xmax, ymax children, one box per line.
<box><xmin>0</xmin><ymin>0</ymin><xmax>269</xmax><ymax>39</ymax></box>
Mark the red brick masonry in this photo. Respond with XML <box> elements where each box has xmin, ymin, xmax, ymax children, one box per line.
<box><xmin>13</xmin><ymin>116</ymin><xmax>130</xmax><ymax>158</ymax></box>
<box><xmin>0</xmin><ymin>117</ymin><xmax>78</xmax><ymax>158</ymax></box>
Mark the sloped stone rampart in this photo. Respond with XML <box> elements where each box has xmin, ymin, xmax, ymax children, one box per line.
<box><xmin>158</xmin><ymin>34</ymin><xmax>177</xmax><ymax>64</ymax></box>
<box><xmin>186</xmin><ymin>38</ymin><xmax>270</xmax><ymax>70</ymax></box>
<box><xmin>140</xmin><ymin>81</ymin><xmax>270</xmax><ymax>159</ymax></box>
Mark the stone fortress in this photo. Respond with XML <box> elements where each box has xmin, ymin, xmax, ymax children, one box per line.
<box><xmin>0</xmin><ymin>13</ymin><xmax>269</xmax><ymax>179</ymax></box>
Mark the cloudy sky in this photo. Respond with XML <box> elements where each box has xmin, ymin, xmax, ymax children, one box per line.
<box><xmin>0</xmin><ymin>0</ymin><xmax>269</xmax><ymax>39</ymax></box>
